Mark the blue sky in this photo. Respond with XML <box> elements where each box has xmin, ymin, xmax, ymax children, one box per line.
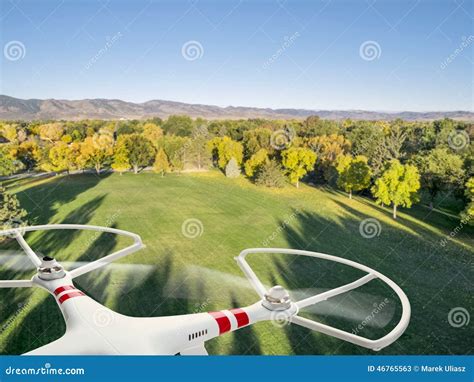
<box><xmin>0</xmin><ymin>0</ymin><xmax>472</xmax><ymax>111</ymax></box>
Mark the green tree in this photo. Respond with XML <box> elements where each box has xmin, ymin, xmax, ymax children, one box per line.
<box><xmin>371</xmin><ymin>160</ymin><xmax>420</xmax><ymax>219</ymax></box>
<box><xmin>255</xmin><ymin>160</ymin><xmax>286</xmax><ymax>188</ymax></box>
<box><xmin>242</xmin><ymin>128</ymin><xmax>273</xmax><ymax>158</ymax></box>
<box><xmin>225</xmin><ymin>157</ymin><xmax>240</xmax><ymax>178</ymax></box>
<box><xmin>0</xmin><ymin>123</ymin><xmax>18</xmax><ymax>142</ymax></box>
<box><xmin>413</xmin><ymin>148</ymin><xmax>465</xmax><ymax>208</ymax></box>
<box><xmin>38</xmin><ymin>123</ymin><xmax>65</xmax><ymax>143</ymax></box>
<box><xmin>111</xmin><ymin>138</ymin><xmax>130</xmax><ymax>175</ymax></box>
<box><xmin>281</xmin><ymin>147</ymin><xmax>317</xmax><ymax>188</ymax></box>
<box><xmin>142</xmin><ymin>122</ymin><xmax>163</xmax><ymax>146</ymax></box>
<box><xmin>48</xmin><ymin>141</ymin><xmax>74</xmax><ymax>173</ymax></box>
<box><xmin>0</xmin><ymin>146</ymin><xmax>16</xmax><ymax>176</ymax></box>
<box><xmin>17</xmin><ymin>141</ymin><xmax>41</xmax><ymax>171</ymax></box>
<box><xmin>209</xmin><ymin>136</ymin><xmax>244</xmax><ymax>170</ymax></box>
<box><xmin>0</xmin><ymin>186</ymin><xmax>27</xmax><ymax>237</ymax></box>
<box><xmin>162</xmin><ymin>115</ymin><xmax>194</xmax><ymax>137</ymax></box>
<box><xmin>188</xmin><ymin>126</ymin><xmax>211</xmax><ymax>170</ymax></box>
<box><xmin>80</xmin><ymin>134</ymin><xmax>114</xmax><ymax>174</ymax></box>
<box><xmin>157</xmin><ymin>135</ymin><xmax>189</xmax><ymax>172</ymax></box>
<box><xmin>153</xmin><ymin>148</ymin><xmax>170</xmax><ymax>177</ymax></box>
<box><xmin>123</xmin><ymin>134</ymin><xmax>155</xmax><ymax>174</ymax></box>
<box><xmin>336</xmin><ymin>155</ymin><xmax>372</xmax><ymax>199</ymax></box>
<box><xmin>244</xmin><ymin>148</ymin><xmax>268</xmax><ymax>178</ymax></box>
<box><xmin>308</xmin><ymin>134</ymin><xmax>351</xmax><ymax>182</ymax></box>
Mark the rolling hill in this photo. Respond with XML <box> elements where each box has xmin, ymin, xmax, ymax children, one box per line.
<box><xmin>0</xmin><ymin>94</ymin><xmax>472</xmax><ymax>121</ymax></box>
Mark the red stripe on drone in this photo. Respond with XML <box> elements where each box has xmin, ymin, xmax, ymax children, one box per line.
<box><xmin>208</xmin><ymin>311</ymin><xmax>231</xmax><ymax>335</ymax></box>
<box><xmin>53</xmin><ymin>285</ymin><xmax>76</xmax><ymax>296</ymax></box>
<box><xmin>58</xmin><ymin>291</ymin><xmax>85</xmax><ymax>304</ymax></box>
<box><xmin>229</xmin><ymin>308</ymin><xmax>249</xmax><ymax>328</ymax></box>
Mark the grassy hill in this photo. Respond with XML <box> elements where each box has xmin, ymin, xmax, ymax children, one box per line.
<box><xmin>0</xmin><ymin>171</ymin><xmax>472</xmax><ymax>355</ymax></box>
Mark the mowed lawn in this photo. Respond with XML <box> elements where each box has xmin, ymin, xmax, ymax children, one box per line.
<box><xmin>0</xmin><ymin>171</ymin><xmax>472</xmax><ymax>355</ymax></box>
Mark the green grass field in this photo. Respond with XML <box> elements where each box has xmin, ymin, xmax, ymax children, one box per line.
<box><xmin>0</xmin><ymin>171</ymin><xmax>472</xmax><ymax>355</ymax></box>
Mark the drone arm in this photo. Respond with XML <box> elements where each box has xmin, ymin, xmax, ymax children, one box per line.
<box><xmin>234</xmin><ymin>256</ymin><xmax>267</xmax><ymax>299</ymax></box>
<box><xmin>69</xmin><ymin>241</ymin><xmax>144</xmax><ymax>279</ymax></box>
<box><xmin>0</xmin><ymin>279</ymin><xmax>33</xmax><ymax>288</ymax></box>
<box><xmin>14</xmin><ymin>231</ymin><xmax>42</xmax><ymax>267</ymax></box>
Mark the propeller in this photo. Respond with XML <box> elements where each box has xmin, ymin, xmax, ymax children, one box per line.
<box><xmin>234</xmin><ymin>248</ymin><xmax>411</xmax><ymax>351</ymax></box>
<box><xmin>163</xmin><ymin>264</ymin><xmax>395</xmax><ymax>328</ymax></box>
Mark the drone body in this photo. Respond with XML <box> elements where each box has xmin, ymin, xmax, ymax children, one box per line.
<box><xmin>0</xmin><ymin>225</ymin><xmax>411</xmax><ymax>355</ymax></box>
<box><xmin>28</xmin><ymin>271</ymin><xmax>288</xmax><ymax>355</ymax></box>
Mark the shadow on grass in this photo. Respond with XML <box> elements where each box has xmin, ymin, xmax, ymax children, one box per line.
<box><xmin>275</xmin><ymin>202</ymin><xmax>472</xmax><ymax>355</ymax></box>
<box><xmin>15</xmin><ymin>173</ymin><xmax>110</xmax><ymax>225</ymax></box>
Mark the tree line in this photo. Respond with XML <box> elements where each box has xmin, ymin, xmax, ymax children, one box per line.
<box><xmin>0</xmin><ymin>115</ymin><xmax>472</xmax><ymax>221</ymax></box>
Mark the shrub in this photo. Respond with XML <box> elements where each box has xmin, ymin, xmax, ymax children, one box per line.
<box><xmin>225</xmin><ymin>157</ymin><xmax>240</xmax><ymax>178</ymax></box>
<box><xmin>255</xmin><ymin>160</ymin><xmax>286</xmax><ymax>188</ymax></box>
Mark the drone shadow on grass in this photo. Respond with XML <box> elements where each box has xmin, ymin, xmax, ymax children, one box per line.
<box><xmin>14</xmin><ymin>173</ymin><xmax>110</xmax><ymax>225</ymax></box>
<box><xmin>112</xmin><ymin>250</ymin><xmax>187</xmax><ymax>317</ymax></box>
<box><xmin>275</xmin><ymin>198</ymin><xmax>472</xmax><ymax>355</ymax></box>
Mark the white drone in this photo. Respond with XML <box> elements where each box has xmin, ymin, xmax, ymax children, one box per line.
<box><xmin>0</xmin><ymin>224</ymin><xmax>410</xmax><ymax>355</ymax></box>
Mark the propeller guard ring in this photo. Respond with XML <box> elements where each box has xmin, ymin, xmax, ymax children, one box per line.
<box><xmin>235</xmin><ymin>248</ymin><xmax>411</xmax><ymax>351</ymax></box>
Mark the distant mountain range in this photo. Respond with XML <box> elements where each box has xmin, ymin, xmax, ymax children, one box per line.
<box><xmin>0</xmin><ymin>95</ymin><xmax>472</xmax><ymax>121</ymax></box>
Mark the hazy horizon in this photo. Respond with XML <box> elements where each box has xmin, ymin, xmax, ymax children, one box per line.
<box><xmin>1</xmin><ymin>93</ymin><xmax>473</xmax><ymax>114</ymax></box>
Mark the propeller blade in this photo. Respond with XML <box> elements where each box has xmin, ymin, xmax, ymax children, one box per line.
<box><xmin>165</xmin><ymin>265</ymin><xmax>395</xmax><ymax>327</ymax></box>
